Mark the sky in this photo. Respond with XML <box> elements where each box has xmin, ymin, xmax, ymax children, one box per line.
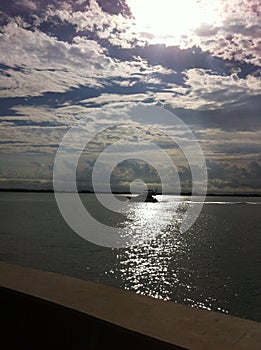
<box><xmin>0</xmin><ymin>0</ymin><xmax>260</xmax><ymax>193</ymax></box>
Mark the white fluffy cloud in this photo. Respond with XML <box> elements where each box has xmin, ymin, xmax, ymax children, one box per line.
<box><xmin>0</xmin><ymin>0</ymin><xmax>260</xmax><ymax>192</ymax></box>
<box><xmin>125</xmin><ymin>0</ymin><xmax>261</xmax><ymax>66</ymax></box>
<box><xmin>151</xmin><ymin>68</ymin><xmax>261</xmax><ymax>111</ymax></box>
<box><xmin>192</xmin><ymin>0</ymin><xmax>261</xmax><ymax>66</ymax></box>
<box><xmin>0</xmin><ymin>21</ymin><xmax>171</xmax><ymax>97</ymax></box>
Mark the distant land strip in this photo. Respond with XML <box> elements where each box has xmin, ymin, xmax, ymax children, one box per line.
<box><xmin>0</xmin><ymin>188</ymin><xmax>260</xmax><ymax>196</ymax></box>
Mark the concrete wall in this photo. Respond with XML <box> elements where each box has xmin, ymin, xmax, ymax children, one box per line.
<box><xmin>1</xmin><ymin>262</ymin><xmax>261</xmax><ymax>349</ymax></box>
<box><xmin>1</xmin><ymin>286</ymin><xmax>183</xmax><ymax>350</ymax></box>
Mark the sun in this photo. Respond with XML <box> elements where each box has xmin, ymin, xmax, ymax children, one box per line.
<box><xmin>127</xmin><ymin>0</ymin><xmax>221</xmax><ymax>44</ymax></box>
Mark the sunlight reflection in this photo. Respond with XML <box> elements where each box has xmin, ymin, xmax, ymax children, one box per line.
<box><xmin>114</xmin><ymin>197</ymin><xmax>189</xmax><ymax>299</ymax></box>
<box><xmin>105</xmin><ymin>196</ymin><xmax>229</xmax><ymax>315</ymax></box>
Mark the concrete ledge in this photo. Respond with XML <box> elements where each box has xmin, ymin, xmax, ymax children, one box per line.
<box><xmin>0</xmin><ymin>262</ymin><xmax>261</xmax><ymax>349</ymax></box>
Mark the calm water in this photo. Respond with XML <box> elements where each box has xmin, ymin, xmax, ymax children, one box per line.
<box><xmin>0</xmin><ymin>192</ymin><xmax>260</xmax><ymax>322</ymax></box>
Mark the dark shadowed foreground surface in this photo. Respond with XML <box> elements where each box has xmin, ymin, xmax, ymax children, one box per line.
<box><xmin>1</xmin><ymin>262</ymin><xmax>261</xmax><ymax>350</ymax></box>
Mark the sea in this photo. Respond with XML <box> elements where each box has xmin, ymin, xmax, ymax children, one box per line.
<box><xmin>0</xmin><ymin>192</ymin><xmax>260</xmax><ymax>322</ymax></box>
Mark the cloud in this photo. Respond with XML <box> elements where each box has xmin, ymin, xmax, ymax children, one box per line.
<box><xmin>175</xmin><ymin>68</ymin><xmax>261</xmax><ymax>110</ymax></box>
<box><xmin>0</xmin><ymin>107</ymin><xmax>69</xmax><ymax>154</ymax></box>
<box><xmin>195</xmin><ymin>127</ymin><xmax>261</xmax><ymax>160</ymax></box>
<box><xmin>122</xmin><ymin>0</ymin><xmax>261</xmax><ymax>68</ymax></box>
<box><xmin>17</xmin><ymin>0</ymin><xmax>38</xmax><ymax>10</ymax></box>
<box><xmin>0</xmin><ymin>19</ymin><xmax>171</xmax><ymax>98</ymax></box>
<box><xmin>0</xmin><ymin>1</ymin><xmax>131</xmax><ymax>18</ymax></box>
<box><xmin>193</xmin><ymin>0</ymin><xmax>261</xmax><ymax>67</ymax></box>
<box><xmin>0</xmin><ymin>22</ymin><xmax>108</xmax><ymax>96</ymax></box>
<box><xmin>0</xmin><ymin>151</ymin><xmax>54</xmax><ymax>189</ymax></box>
<box><xmin>111</xmin><ymin>159</ymin><xmax>160</xmax><ymax>183</ymax></box>
<box><xmin>0</xmin><ymin>0</ymin><xmax>260</xmax><ymax>193</ymax></box>
<box><xmin>206</xmin><ymin>160</ymin><xmax>261</xmax><ymax>191</ymax></box>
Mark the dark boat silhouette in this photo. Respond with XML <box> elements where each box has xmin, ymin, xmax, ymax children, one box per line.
<box><xmin>126</xmin><ymin>189</ymin><xmax>158</xmax><ymax>203</ymax></box>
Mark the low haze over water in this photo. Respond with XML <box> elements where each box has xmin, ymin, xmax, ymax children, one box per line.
<box><xmin>0</xmin><ymin>192</ymin><xmax>260</xmax><ymax>322</ymax></box>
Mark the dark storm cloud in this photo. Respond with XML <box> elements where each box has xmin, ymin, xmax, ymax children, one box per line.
<box><xmin>177</xmin><ymin>160</ymin><xmax>261</xmax><ymax>192</ymax></box>
<box><xmin>207</xmin><ymin>160</ymin><xmax>261</xmax><ymax>191</ymax></box>
<box><xmin>170</xmin><ymin>96</ymin><xmax>261</xmax><ymax>132</ymax></box>
<box><xmin>213</xmin><ymin>142</ymin><xmax>261</xmax><ymax>156</ymax></box>
<box><xmin>110</xmin><ymin>159</ymin><xmax>160</xmax><ymax>185</ymax></box>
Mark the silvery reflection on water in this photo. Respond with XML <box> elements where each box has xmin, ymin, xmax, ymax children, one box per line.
<box><xmin>0</xmin><ymin>193</ymin><xmax>261</xmax><ymax>322</ymax></box>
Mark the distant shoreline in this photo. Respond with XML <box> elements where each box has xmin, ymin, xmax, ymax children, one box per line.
<box><xmin>0</xmin><ymin>188</ymin><xmax>260</xmax><ymax>197</ymax></box>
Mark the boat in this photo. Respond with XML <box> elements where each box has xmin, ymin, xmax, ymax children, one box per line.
<box><xmin>126</xmin><ymin>189</ymin><xmax>158</xmax><ymax>202</ymax></box>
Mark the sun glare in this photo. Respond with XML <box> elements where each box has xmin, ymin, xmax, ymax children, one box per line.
<box><xmin>127</xmin><ymin>0</ymin><xmax>221</xmax><ymax>44</ymax></box>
